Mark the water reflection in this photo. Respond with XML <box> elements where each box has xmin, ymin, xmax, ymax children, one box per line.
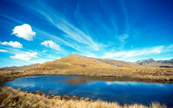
<box><xmin>4</xmin><ymin>75</ymin><xmax>173</xmax><ymax>106</ymax></box>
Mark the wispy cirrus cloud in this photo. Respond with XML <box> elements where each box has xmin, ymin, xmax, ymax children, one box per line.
<box><xmin>35</xmin><ymin>29</ymin><xmax>93</xmax><ymax>53</ymax></box>
<box><xmin>15</xmin><ymin>0</ymin><xmax>101</xmax><ymax>52</ymax></box>
<box><xmin>0</xmin><ymin>49</ymin><xmax>8</xmax><ymax>52</ymax></box>
<box><xmin>117</xmin><ymin>34</ymin><xmax>129</xmax><ymax>49</ymax></box>
<box><xmin>0</xmin><ymin>41</ymin><xmax>22</xmax><ymax>48</ymax></box>
<box><xmin>102</xmin><ymin>45</ymin><xmax>172</xmax><ymax>59</ymax></box>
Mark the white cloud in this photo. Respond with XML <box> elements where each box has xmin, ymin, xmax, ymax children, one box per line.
<box><xmin>0</xmin><ymin>49</ymin><xmax>8</xmax><ymax>52</ymax></box>
<box><xmin>103</xmin><ymin>46</ymin><xmax>164</xmax><ymax>59</ymax></box>
<box><xmin>12</xmin><ymin>24</ymin><xmax>36</xmax><ymax>41</ymax></box>
<box><xmin>104</xmin><ymin>52</ymin><xmax>126</xmax><ymax>58</ymax></box>
<box><xmin>10</xmin><ymin>52</ymin><xmax>38</xmax><ymax>61</ymax></box>
<box><xmin>0</xmin><ymin>41</ymin><xmax>22</xmax><ymax>48</ymax></box>
<box><xmin>41</xmin><ymin>40</ymin><xmax>60</xmax><ymax>50</ymax></box>
<box><xmin>151</xmin><ymin>48</ymin><xmax>162</xmax><ymax>54</ymax></box>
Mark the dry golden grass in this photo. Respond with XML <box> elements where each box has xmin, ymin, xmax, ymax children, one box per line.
<box><xmin>0</xmin><ymin>87</ymin><xmax>167</xmax><ymax>108</ymax></box>
<box><xmin>22</xmin><ymin>54</ymin><xmax>173</xmax><ymax>82</ymax></box>
<box><xmin>0</xmin><ymin>54</ymin><xmax>173</xmax><ymax>86</ymax></box>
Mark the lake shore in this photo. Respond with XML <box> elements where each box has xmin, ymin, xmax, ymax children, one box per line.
<box><xmin>0</xmin><ymin>68</ymin><xmax>173</xmax><ymax>87</ymax></box>
<box><xmin>0</xmin><ymin>87</ymin><xmax>167</xmax><ymax>108</ymax></box>
<box><xmin>0</xmin><ymin>69</ymin><xmax>172</xmax><ymax>108</ymax></box>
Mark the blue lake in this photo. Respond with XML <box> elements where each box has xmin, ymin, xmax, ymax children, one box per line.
<box><xmin>4</xmin><ymin>75</ymin><xmax>173</xmax><ymax>106</ymax></box>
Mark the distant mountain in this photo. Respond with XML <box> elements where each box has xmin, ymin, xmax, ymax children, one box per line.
<box><xmin>136</xmin><ymin>58</ymin><xmax>173</xmax><ymax>65</ymax></box>
<box><xmin>136</xmin><ymin>58</ymin><xmax>173</xmax><ymax>68</ymax></box>
<box><xmin>136</xmin><ymin>58</ymin><xmax>155</xmax><ymax>65</ymax></box>
<box><xmin>1</xmin><ymin>64</ymin><xmax>39</xmax><ymax>69</ymax></box>
<box><xmin>157</xmin><ymin>59</ymin><xmax>173</xmax><ymax>64</ymax></box>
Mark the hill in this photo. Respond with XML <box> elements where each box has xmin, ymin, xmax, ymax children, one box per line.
<box><xmin>0</xmin><ymin>54</ymin><xmax>173</xmax><ymax>85</ymax></box>
<box><xmin>22</xmin><ymin>54</ymin><xmax>173</xmax><ymax>82</ymax></box>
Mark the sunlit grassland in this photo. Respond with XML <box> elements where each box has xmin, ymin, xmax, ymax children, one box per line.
<box><xmin>0</xmin><ymin>54</ymin><xmax>173</xmax><ymax>86</ymax></box>
<box><xmin>0</xmin><ymin>87</ymin><xmax>167</xmax><ymax>108</ymax></box>
<box><xmin>23</xmin><ymin>54</ymin><xmax>173</xmax><ymax>82</ymax></box>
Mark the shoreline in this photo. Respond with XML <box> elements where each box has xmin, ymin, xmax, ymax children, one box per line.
<box><xmin>0</xmin><ymin>69</ymin><xmax>172</xmax><ymax>107</ymax></box>
<box><xmin>1</xmin><ymin>69</ymin><xmax>173</xmax><ymax>87</ymax></box>
<box><xmin>0</xmin><ymin>87</ymin><xmax>167</xmax><ymax>108</ymax></box>
<box><xmin>1</xmin><ymin>70</ymin><xmax>173</xmax><ymax>87</ymax></box>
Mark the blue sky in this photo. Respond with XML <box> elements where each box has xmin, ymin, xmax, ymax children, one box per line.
<box><xmin>0</xmin><ymin>0</ymin><xmax>173</xmax><ymax>67</ymax></box>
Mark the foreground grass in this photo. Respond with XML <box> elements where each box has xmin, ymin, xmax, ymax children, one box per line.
<box><xmin>0</xmin><ymin>87</ymin><xmax>167</xmax><ymax>108</ymax></box>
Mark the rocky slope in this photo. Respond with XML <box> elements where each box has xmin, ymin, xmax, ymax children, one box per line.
<box><xmin>136</xmin><ymin>58</ymin><xmax>173</xmax><ymax>68</ymax></box>
<box><xmin>136</xmin><ymin>58</ymin><xmax>173</xmax><ymax>65</ymax></box>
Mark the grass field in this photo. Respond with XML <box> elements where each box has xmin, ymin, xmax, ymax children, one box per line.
<box><xmin>0</xmin><ymin>54</ymin><xmax>173</xmax><ymax>86</ymax></box>
<box><xmin>24</xmin><ymin>54</ymin><xmax>173</xmax><ymax>82</ymax></box>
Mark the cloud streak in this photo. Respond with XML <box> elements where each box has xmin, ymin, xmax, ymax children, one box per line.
<box><xmin>15</xmin><ymin>0</ymin><xmax>101</xmax><ymax>52</ymax></box>
<box><xmin>102</xmin><ymin>46</ymin><xmax>167</xmax><ymax>59</ymax></box>
<box><xmin>0</xmin><ymin>49</ymin><xmax>8</xmax><ymax>52</ymax></box>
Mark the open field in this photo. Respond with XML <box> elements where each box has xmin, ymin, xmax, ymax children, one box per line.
<box><xmin>0</xmin><ymin>87</ymin><xmax>167</xmax><ymax>108</ymax></box>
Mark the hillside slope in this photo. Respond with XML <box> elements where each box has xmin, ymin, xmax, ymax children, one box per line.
<box><xmin>23</xmin><ymin>54</ymin><xmax>173</xmax><ymax>82</ymax></box>
<box><xmin>36</xmin><ymin>54</ymin><xmax>143</xmax><ymax>68</ymax></box>
<box><xmin>25</xmin><ymin>54</ymin><xmax>145</xmax><ymax>73</ymax></box>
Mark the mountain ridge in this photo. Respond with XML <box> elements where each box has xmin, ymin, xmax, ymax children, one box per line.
<box><xmin>136</xmin><ymin>58</ymin><xmax>173</xmax><ymax>65</ymax></box>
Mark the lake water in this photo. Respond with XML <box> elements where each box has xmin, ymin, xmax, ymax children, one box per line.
<box><xmin>4</xmin><ymin>75</ymin><xmax>173</xmax><ymax>106</ymax></box>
